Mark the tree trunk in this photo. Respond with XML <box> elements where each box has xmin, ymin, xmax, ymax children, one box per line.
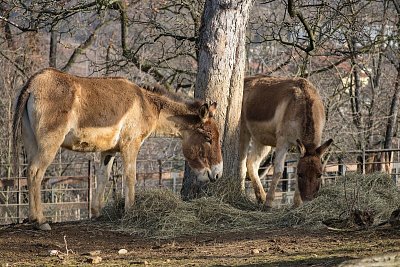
<box><xmin>384</xmin><ymin>1</ymin><xmax>400</xmax><ymax>150</ymax></box>
<box><xmin>384</xmin><ymin>65</ymin><xmax>400</xmax><ymax>149</ymax></box>
<box><xmin>181</xmin><ymin>0</ymin><xmax>253</xmax><ymax>200</ymax></box>
<box><xmin>49</xmin><ymin>29</ymin><xmax>57</xmax><ymax>68</ymax></box>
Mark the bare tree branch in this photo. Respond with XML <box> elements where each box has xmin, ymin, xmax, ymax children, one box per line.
<box><xmin>287</xmin><ymin>0</ymin><xmax>315</xmax><ymax>53</ymax></box>
<box><xmin>0</xmin><ymin>15</ymin><xmax>37</xmax><ymax>32</ymax></box>
<box><xmin>61</xmin><ymin>23</ymin><xmax>103</xmax><ymax>72</ymax></box>
<box><xmin>0</xmin><ymin>50</ymin><xmax>27</xmax><ymax>78</ymax></box>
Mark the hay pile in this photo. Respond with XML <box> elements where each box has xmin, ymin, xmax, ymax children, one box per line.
<box><xmin>102</xmin><ymin>189</ymin><xmax>273</xmax><ymax>238</ymax></box>
<box><xmin>103</xmin><ymin>173</ymin><xmax>400</xmax><ymax>237</ymax></box>
<box><xmin>272</xmin><ymin>173</ymin><xmax>400</xmax><ymax>228</ymax></box>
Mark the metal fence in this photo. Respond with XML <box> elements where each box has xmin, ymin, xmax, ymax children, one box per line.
<box><xmin>0</xmin><ymin>158</ymin><xmax>185</xmax><ymax>225</ymax></box>
<box><xmin>0</xmin><ymin>161</ymin><xmax>92</xmax><ymax>225</ymax></box>
<box><xmin>1</xmin><ymin>148</ymin><xmax>400</xmax><ymax>225</ymax></box>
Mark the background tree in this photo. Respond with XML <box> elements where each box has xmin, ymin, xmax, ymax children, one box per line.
<box><xmin>180</xmin><ymin>0</ymin><xmax>253</xmax><ymax>200</ymax></box>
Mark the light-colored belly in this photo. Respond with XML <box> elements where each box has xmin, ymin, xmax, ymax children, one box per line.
<box><xmin>247</xmin><ymin>120</ymin><xmax>277</xmax><ymax>146</ymax></box>
<box><xmin>247</xmin><ymin>119</ymin><xmax>300</xmax><ymax>147</ymax></box>
<box><xmin>62</xmin><ymin>127</ymin><xmax>121</xmax><ymax>152</ymax></box>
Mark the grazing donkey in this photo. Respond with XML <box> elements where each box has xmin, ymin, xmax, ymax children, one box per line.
<box><xmin>12</xmin><ymin>68</ymin><xmax>223</xmax><ymax>230</ymax></box>
<box><xmin>240</xmin><ymin>75</ymin><xmax>332</xmax><ymax>208</ymax></box>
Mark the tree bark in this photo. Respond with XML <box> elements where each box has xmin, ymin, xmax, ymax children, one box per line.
<box><xmin>384</xmin><ymin>3</ymin><xmax>400</xmax><ymax>150</ymax></box>
<box><xmin>61</xmin><ymin>23</ymin><xmax>102</xmax><ymax>72</ymax></box>
<box><xmin>384</xmin><ymin>65</ymin><xmax>400</xmax><ymax>149</ymax></box>
<box><xmin>181</xmin><ymin>0</ymin><xmax>253</xmax><ymax>200</ymax></box>
<box><xmin>49</xmin><ymin>28</ymin><xmax>57</xmax><ymax>68</ymax></box>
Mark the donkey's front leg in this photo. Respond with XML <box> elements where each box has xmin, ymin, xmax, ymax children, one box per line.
<box><xmin>293</xmin><ymin>185</ymin><xmax>303</xmax><ymax>208</ymax></box>
<box><xmin>293</xmin><ymin>174</ymin><xmax>305</xmax><ymax>208</ymax></box>
<box><xmin>121</xmin><ymin>141</ymin><xmax>140</xmax><ymax>212</ymax></box>
<box><xmin>91</xmin><ymin>152</ymin><xmax>115</xmax><ymax>218</ymax></box>
<box><xmin>265</xmin><ymin>144</ymin><xmax>288</xmax><ymax>208</ymax></box>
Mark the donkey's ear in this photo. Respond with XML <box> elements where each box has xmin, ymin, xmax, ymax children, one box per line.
<box><xmin>198</xmin><ymin>103</ymin><xmax>209</xmax><ymax>121</ymax></box>
<box><xmin>296</xmin><ymin>139</ymin><xmax>306</xmax><ymax>157</ymax></box>
<box><xmin>208</xmin><ymin>102</ymin><xmax>217</xmax><ymax>117</ymax></box>
<box><xmin>316</xmin><ymin>139</ymin><xmax>333</xmax><ymax>157</ymax></box>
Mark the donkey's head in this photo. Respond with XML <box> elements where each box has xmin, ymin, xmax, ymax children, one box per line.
<box><xmin>182</xmin><ymin>102</ymin><xmax>223</xmax><ymax>182</ymax></box>
<box><xmin>296</xmin><ymin>139</ymin><xmax>333</xmax><ymax>201</ymax></box>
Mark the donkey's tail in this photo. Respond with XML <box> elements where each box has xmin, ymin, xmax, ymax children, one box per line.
<box><xmin>12</xmin><ymin>80</ymin><xmax>32</xmax><ymax>177</ymax></box>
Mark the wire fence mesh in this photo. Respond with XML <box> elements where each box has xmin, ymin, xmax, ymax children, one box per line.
<box><xmin>1</xmin><ymin>137</ymin><xmax>400</xmax><ymax>225</ymax></box>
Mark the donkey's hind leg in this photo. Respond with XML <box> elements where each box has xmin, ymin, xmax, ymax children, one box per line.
<box><xmin>91</xmin><ymin>152</ymin><xmax>115</xmax><ymax>218</ymax></box>
<box><xmin>21</xmin><ymin>113</ymin><xmax>38</xmax><ymax>224</ymax></box>
<box><xmin>239</xmin><ymin>126</ymin><xmax>251</xmax><ymax>193</ymax></box>
<box><xmin>246</xmin><ymin>141</ymin><xmax>271</xmax><ymax>204</ymax></box>
<box><xmin>26</xmin><ymin>143</ymin><xmax>61</xmax><ymax>230</ymax></box>
<box><xmin>23</xmin><ymin>118</ymin><xmax>66</xmax><ymax>230</ymax></box>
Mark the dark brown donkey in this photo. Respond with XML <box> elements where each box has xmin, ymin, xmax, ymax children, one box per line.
<box><xmin>240</xmin><ymin>75</ymin><xmax>332</xmax><ymax>208</ymax></box>
<box><xmin>13</xmin><ymin>68</ymin><xmax>223</xmax><ymax>230</ymax></box>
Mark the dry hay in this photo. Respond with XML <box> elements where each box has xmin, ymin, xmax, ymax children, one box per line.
<box><xmin>272</xmin><ymin>173</ymin><xmax>400</xmax><ymax>228</ymax></box>
<box><xmin>194</xmin><ymin>177</ymin><xmax>263</xmax><ymax>211</ymax></box>
<box><xmin>103</xmin><ymin>188</ymin><xmax>273</xmax><ymax>238</ymax></box>
<box><xmin>103</xmin><ymin>173</ymin><xmax>400</xmax><ymax>237</ymax></box>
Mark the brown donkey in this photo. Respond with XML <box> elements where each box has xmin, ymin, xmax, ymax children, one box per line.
<box><xmin>240</xmin><ymin>75</ymin><xmax>332</xmax><ymax>208</ymax></box>
<box><xmin>12</xmin><ymin>68</ymin><xmax>223</xmax><ymax>230</ymax></box>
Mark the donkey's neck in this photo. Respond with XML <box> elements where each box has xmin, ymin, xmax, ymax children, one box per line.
<box><xmin>145</xmin><ymin>91</ymin><xmax>200</xmax><ymax>136</ymax></box>
<box><xmin>155</xmin><ymin>112</ymin><xmax>186</xmax><ymax>137</ymax></box>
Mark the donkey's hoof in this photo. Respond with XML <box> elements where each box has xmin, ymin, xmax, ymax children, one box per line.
<box><xmin>255</xmin><ymin>197</ymin><xmax>266</xmax><ymax>205</ymax></box>
<box><xmin>91</xmin><ymin>215</ymin><xmax>103</xmax><ymax>221</ymax></box>
<box><xmin>36</xmin><ymin>222</ymin><xmax>52</xmax><ymax>231</ymax></box>
<box><xmin>292</xmin><ymin>204</ymin><xmax>301</xmax><ymax>209</ymax></box>
<box><xmin>262</xmin><ymin>205</ymin><xmax>273</xmax><ymax>212</ymax></box>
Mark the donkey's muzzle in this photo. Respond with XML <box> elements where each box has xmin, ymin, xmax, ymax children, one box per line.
<box><xmin>210</xmin><ymin>162</ymin><xmax>223</xmax><ymax>182</ymax></box>
<box><xmin>208</xmin><ymin>170</ymin><xmax>217</xmax><ymax>182</ymax></box>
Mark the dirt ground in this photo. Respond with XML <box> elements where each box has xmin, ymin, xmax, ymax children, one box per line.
<box><xmin>1</xmin><ymin>221</ymin><xmax>400</xmax><ymax>267</ymax></box>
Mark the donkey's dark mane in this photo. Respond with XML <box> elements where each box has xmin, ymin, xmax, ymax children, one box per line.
<box><xmin>295</xmin><ymin>78</ymin><xmax>318</xmax><ymax>150</ymax></box>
